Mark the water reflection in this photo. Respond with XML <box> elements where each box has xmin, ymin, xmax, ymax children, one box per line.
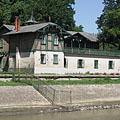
<box><xmin>0</xmin><ymin>108</ymin><xmax>120</xmax><ymax>120</ymax></box>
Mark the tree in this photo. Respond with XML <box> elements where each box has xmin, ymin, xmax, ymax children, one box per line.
<box><xmin>96</xmin><ymin>0</ymin><xmax>120</xmax><ymax>50</ymax></box>
<box><xmin>73</xmin><ymin>25</ymin><xmax>83</xmax><ymax>32</ymax></box>
<box><xmin>0</xmin><ymin>0</ymin><xmax>75</xmax><ymax>30</ymax></box>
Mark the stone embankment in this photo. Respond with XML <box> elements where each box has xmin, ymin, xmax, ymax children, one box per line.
<box><xmin>0</xmin><ymin>84</ymin><xmax>120</xmax><ymax>115</ymax></box>
<box><xmin>52</xmin><ymin>84</ymin><xmax>120</xmax><ymax>104</ymax></box>
<box><xmin>0</xmin><ymin>86</ymin><xmax>51</xmax><ymax>108</ymax></box>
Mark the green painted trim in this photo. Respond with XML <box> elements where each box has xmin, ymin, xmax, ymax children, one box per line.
<box><xmin>63</xmin><ymin>38</ymin><xmax>64</xmax><ymax>51</ymax></box>
<box><xmin>37</xmin><ymin>24</ymin><xmax>70</xmax><ymax>35</ymax></box>
<box><xmin>0</xmin><ymin>51</ymin><xmax>8</xmax><ymax>55</ymax></box>
<box><xmin>1</xmin><ymin>57</ymin><xmax>3</xmax><ymax>69</ymax></box>
<box><xmin>51</xmin><ymin>34</ymin><xmax>54</xmax><ymax>50</ymax></box>
<box><xmin>34</xmin><ymin>49</ymin><xmax>63</xmax><ymax>52</ymax></box>
<box><xmin>46</xmin><ymin>34</ymin><xmax>48</xmax><ymax>50</ymax></box>
<box><xmin>0</xmin><ymin>38</ymin><xmax>3</xmax><ymax>48</ymax></box>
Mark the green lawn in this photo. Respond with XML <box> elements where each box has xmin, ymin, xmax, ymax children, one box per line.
<box><xmin>0</xmin><ymin>81</ymin><xmax>27</xmax><ymax>86</ymax></box>
<box><xmin>0</xmin><ymin>71</ymin><xmax>25</xmax><ymax>74</ymax></box>
<box><xmin>44</xmin><ymin>78</ymin><xmax>120</xmax><ymax>85</ymax></box>
<box><xmin>1</xmin><ymin>78</ymin><xmax>120</xmax><ymax>86</ymax></box>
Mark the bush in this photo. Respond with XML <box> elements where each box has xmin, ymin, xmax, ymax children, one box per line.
<box><xmin>110</xmin><ymin>73</ymin><xmax>114</xmax><ymax>75</ymax></box>
<box><xmin>103</xmin><ymin>72</ymin><xmax>107</xmax><ymax>75</ymax></box>
<box><xmin>95</xmin><ymin>72</ymin><xmax>100</xmax><ymax>75</ymax></box>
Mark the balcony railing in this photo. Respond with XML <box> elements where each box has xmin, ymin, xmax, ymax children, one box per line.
<box><xmin>64</xmin><ymin>47</ymin><xmax>120</xmax><ymax>56</ymax></box>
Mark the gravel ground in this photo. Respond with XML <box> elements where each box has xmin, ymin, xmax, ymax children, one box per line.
<box><xmin>0</xmin><ymin>86</ymin><xmax>50</xmax><ymax>107</ymax></box>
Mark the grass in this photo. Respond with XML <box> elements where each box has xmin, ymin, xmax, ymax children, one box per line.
<box><xmin>1</xmin><ymin>78</ymin><xmax>120</xmax><ymax>86</ymax></box>
<box><xmin>0</xmin><ymin>81</ymin><xmax>27</xmax><ymax>86</ymax></box>
<box><xmin>43</xmin><ymin>80</ymin><xmax>117</xmax><ymax>85</ymax></box>
<box><xmin>0</xmin><ymin>71</ymin><xmax>25</xmax><ymax>74</ymax></box>
<box><xmin>16</xmin><ymin>78</ymin><xmax>120</xmax><ymax>85</ymax></box>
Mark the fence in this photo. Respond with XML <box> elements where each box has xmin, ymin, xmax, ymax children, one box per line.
<box><xmin>33</xmin><ymin>77</ymin><xmax>72</xmax><ymax>105</ymax></box>
<box><xmin>12</xmin><ymin>73</ymin><xmax>72</xmax><ymax>105</ymax></box>
<box><xmin>64</xmin><ymin>47</ymin><xmax>120</xmax><ymax>56</ymax></box>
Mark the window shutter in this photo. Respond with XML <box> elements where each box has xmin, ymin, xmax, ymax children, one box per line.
<box><xmin>44</xmin><ymin>35</ymin><xmax>47</xmax><ymax>44</ymax></box>
<box><xmin>53</xmin><ymin>54</ymin><xmax>58</xmax><ymax>64</ymax></box>
<box><xmin>112</xmin><ymin>61</ymin><xmax>115</xmax><ymax>69</ymax></box>
<box><xmin>66</xmin><ymin>59</ymin><xmax>68</xmax><ymax>68</ymax></box>
<box><xmin>77</xmin><ymin>60</ymin><xmax>79</xmax><ymax>68</ymax></box>
<box><xmin>44</xmin><ymin>55</ymin><xmax>46</xmax><ymax>63</ymax></box>
<box><xmin>82</xmin><ymin>60</ymin><xmax>85</xmax><ymax>68</ymax></box>
<box><xmin>0</xmin><ymin>38</ymin><xmax>3</xmax><ymax>48</ymax></box>
<box><xmin>52</xmin><ymin>34</ymin><xmax>55</xmax><ymax>41</ymax></box>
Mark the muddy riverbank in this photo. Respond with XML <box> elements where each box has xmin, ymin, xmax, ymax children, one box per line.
<box><xmin>1</xmin><ymin>85</ymin><xmax>120</xmax><ymax>116</ymax></box>
<box><xmin>1</xmin><ymin>101</ymin><xmax>120</xmax><ymax>116</ymax></box>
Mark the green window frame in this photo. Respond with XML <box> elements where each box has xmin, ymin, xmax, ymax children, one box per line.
<box><xmin>77</xmin><ymin>59</ymin><xmax>84</xmax><ymax>68</ymax></box>
<box><xmin>41</xmin><ymin>54</ymin><xmax>46</xmax><ymax>64</ymax></box>
<box><xmin>109</xmin><ymin>61</ymin><xmax>114</xmax><ymax>69</ymax></box>
<box><xmin>0</xmin><ymin>58</ymin><xmax>3</xmax><ymax>69</ymax></box>
<box><xmin>41</xmin><ymin>34</ymin><xmax>47</xmax><ymax>45</ymax></box>
<box><xmin>0</xmin><ymin>38</ymin><xmax>3</xmax><ymax>48</ymax></box>
<box><xmin>54</xmin><ymin>35</ymin><xmax>59</xmax><ymax>45</ymax></box>
<box><xmin>53</xmin><ymin>54</ymin><xmax>58</xmax><ymax>64</ymax></box>
<box><xmin>52</xmin><ymin>34</ymin><xmax>59</xmax><ymax>45</ymax></box>
<box><xmin>94</xmin><ymin>60</ymin><xmax>98</xmax><ymax>69</ymax></box>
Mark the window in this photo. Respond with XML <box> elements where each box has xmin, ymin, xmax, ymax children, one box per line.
<box><xmin>41</xmin><ymin>54</ymin><xmax>46</xmax><ymax>64</ymax></box>
<box><xmin>0</xmin><ymin>38</ymin><xmax>3</xmax><ymax>48</ymax></box>
<box><xmin>53</xmin><ymin>54</ymin><xmax>58</xmax><ymax>64</ymax></box>
<box><xmin>77</xmin><ymin>59</ymin><xmax>84</xmax><ymax>68</ymax></box>
<box><xmin>109</xmin><ymin>61</ymin><xmax>114</xmax><ymax>69</ymax></box>
<box><xmin>54</xmin><ymin>35</ymin><xmax>59</xmax><ymax>45</ymax></box>
<box><xmin>94</xmin><ymin>60</ymin><xmax>98</xmax><ymax>69</ymax></box>
<box><xmin>41</xmin><ymin>34</ymin><xmax>47</xmax><ymax>44</ymax></box>
<box><xmin>64</xmin><ymin>58</ymin><xmax>68</xmax><ymax>68</ymax></box>
<box><xmin>52</xmin><ymin>34</ymin><xmax>59</xmax><ymax>45</ymax></box>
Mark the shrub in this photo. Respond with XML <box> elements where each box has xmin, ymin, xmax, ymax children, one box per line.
<box><xmin>95</xmin><ymin>72</ymin><xmax>99</xmax><ymax>75</ymax></box>
<box><xmin>116</xmin><ymin>73</ymin><xmax>119</xmax><ymax>75</ymax></box>
<box><xmin>103</xmin><ymin>72</ymin><xmax>106</xmax><ymax>75</ymax></box>
<box><xmin>110</xmin><ymin>73</ymin><xmax>114</xmax><ymax>75</ymax></box>
<box><xmin>85</xmin><ymin>71</ymin><xmax>90</xmax><ymax>74</ymax></box>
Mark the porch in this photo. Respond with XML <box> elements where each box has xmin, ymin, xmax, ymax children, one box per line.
<box><xmin>64</xmin><ymin>47</ymin><xmax>120</xmax><ymax>56</ymax></box>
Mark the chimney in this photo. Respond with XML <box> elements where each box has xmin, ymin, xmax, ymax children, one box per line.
<box><xmin>17</xmin><ymin>18</ymin><xmax>20</xmax><ymax>32</ymax></box>
<box><xmin>15</xmin><ymin>16</ymin><xmax>18</xmax><ymax>30</ymax></box>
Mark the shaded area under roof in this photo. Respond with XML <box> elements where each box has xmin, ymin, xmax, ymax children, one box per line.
<box><xmin>67</xmin><ymin>31</ymin><xmax>98</xmax><ymax>42</ymax></box>
<box><xmin>0</xmin><ymin>24</ymin><xmax>15</xmax><ymax>31</ymax></box>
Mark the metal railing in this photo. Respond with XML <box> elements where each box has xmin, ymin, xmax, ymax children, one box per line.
<box><xmin>12</xmin><ymin>72</ymin><xmax>71</xmax><ymax>105</ymax></box>
<box><xmin>64</xmin><ymin>47</ymin><xmax>120</xmax><ymax>56</ymax></box>
<box><xmin>34</xmin><ymin>79</ymin><xmax>71</xmax><ymax>105</ymax></box>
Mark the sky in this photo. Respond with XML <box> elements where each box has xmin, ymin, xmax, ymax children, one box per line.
<box><xmin>74</xmin><ymin>0</ymin><xmax>104</xmax><ymax>34</ymax></box>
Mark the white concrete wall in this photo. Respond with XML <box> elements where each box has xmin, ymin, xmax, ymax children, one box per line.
<box><xmin>64</xmin><ymin>54</ymin><xmax>120</xmax><ymax>74</ymax></box>
<box><xmin>19</xmin><ymin>52</ymin><xmax>34</xmax><ymax>68</ymax></box>
<box><xmin>9</xmin><ymin>51</ymin><xmax>120</xmax><ymax>74</ymax></box>
<box><xmin>34</xmin><ymin>51</ymin><xmax>65</xmax><ymax>74</ymax></box>
<box><xmin>9</xmin><ymin>52</ymin><xmax>34</xmax><ymax>70</ymax></box>
<box><xmin>9</xmin><ymin>53</ymin><xmax>16</xmax><ymax>69</ymax></box>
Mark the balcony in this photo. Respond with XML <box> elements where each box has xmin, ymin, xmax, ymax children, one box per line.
<box><xmin>64</xmin><ymin>47</ymin><xmax>120</xmax><ymax>56</ymax></box>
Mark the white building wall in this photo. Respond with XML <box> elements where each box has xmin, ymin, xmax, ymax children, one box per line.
<box><xmin>9</xmin><ymin>51</ymin><xmax>120</xmax><ymax>74</ymax></box>
<box><xmin>34</xmin><ymin>51</ymin><xmax>65</xmax><ymax>74</ymax></box>
<box><xmin>65</xmin><ymin>55</ymin><xmax>120</xmax><ymax>74</ymax></box>
<box><xmin>9</xmin><ymin>53</ymin><xmax>16</xmax><ymax>69</ymax></box>
<box><xmin>9</xmin><ymin>52</ymin><xmax>34</xmax><ymax>70</ymax></box>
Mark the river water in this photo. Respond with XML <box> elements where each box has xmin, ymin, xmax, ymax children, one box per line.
<box><xmin>0</xmin><ymin>108</ymin><xmax>120</xmax><ymax>120</ymax></box>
